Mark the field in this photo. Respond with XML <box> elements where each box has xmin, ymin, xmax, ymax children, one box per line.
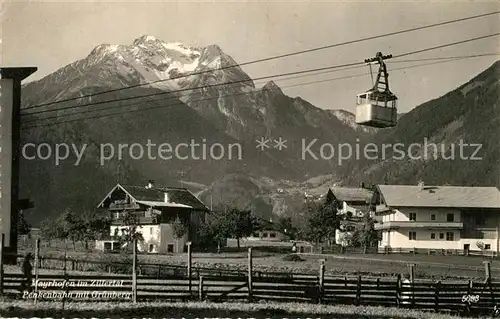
<box><xmin>19</xmin><ymin>239</ymin><xmax>499</xmax><ymax>280</ymax></box>
<box><xmin>0</xmin><ymin>300</ymin><xmax>494</xmax><ymax>318</ymax></box>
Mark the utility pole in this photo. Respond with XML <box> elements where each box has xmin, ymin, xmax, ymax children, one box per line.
<box><xmin>178</xmin><ymin>170</ymin><xmax>186</xmax><ymax>188</ymax></box>
<box><xmin>0</xmin><ymin>67</ymin><xmax>37</xmax><ymax>264</ymax></box>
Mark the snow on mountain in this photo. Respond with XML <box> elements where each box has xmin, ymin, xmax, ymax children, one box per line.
<box><xmin>329</xmin><ymin>109</ymin><xmax>378</xmax><ymax>134</ymax></box>
<box><xmin>34</xmin><ymin>35</ymin><xmax>251</xmax><ymax>98</ymax></box>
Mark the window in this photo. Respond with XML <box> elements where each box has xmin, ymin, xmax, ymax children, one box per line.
<box><xmin>447</xmin><ymin>213</ymin><xmax>454</xmax><ymax>222</ymax></box>
<box><xmin>430</xmin><ymin>233</ymin><xmax>436</xmax><ymax>239</ymax></box>
<box><xmin>439</xmin><ymin>233</ymin><xmax>444</xmax><ymax>239</ymax></box>
<box><xmin>270</xmin><ymin>233</ymin><xmax>276</xmax><ymax>238</ymax></box>
<box><xmin>446</xmin><ymin>232</ymin><xmax>454</xmax><ymax>241</ymax></box>
<box><xmin>149</xmin><ymin>244</ymin><xmax>154</xmax><ymax>253</ymax></box>
<box><xmin>431</xmin><ymin>214</ymin><xmax>436</xmax><ymax>221</ymax></box>
<box><xmin>167</xmin><ymin>244</ymin><xmax>174</xmax><ymax>253</ymax></box>
<box><xmin>262</xmin><ymin>232</ymin><xmax>268</xmax><ymax>238</ymax></box>
<box><xmin>409</xmin><ymin>232</ymin><xmax>416</xmax><ymax>240</ymax></box>
<box><xmin>150</xmin><ymin>227</ymin><xmax>153</xmax><ymax>235</ymax></box>
<box><xmin>485</xmin><ymin>244</ymin><xmax>491</xmax><ymax>250</ymax></box>
<box><xmin>409</xmin><ymin>213</ymin><xmax>416</xmax><ymax>221</ymax></box>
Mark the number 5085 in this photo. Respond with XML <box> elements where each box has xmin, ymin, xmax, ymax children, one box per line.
<box><xmin>462</xmin><ymin>295</ymin><xmax>480</xmax><ymax>303</ymax></box>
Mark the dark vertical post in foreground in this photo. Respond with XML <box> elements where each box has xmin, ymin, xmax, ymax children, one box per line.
<box><xmin>34</xmin><ymin>238</ymin><xmax>40</xmax><ymax>304</ymax></box>
<box><xmin>0</xmin><ymin>234</ymin><xmax>4</xmax><ymax>296</ymax></box>
<box><xmin>198</xmin><ymin>276</ymin><xmax>204</xmax><ymax>301</ymax></box>
<box><xmin>132</xmin><ymin>238</ymin><xmax>137</xmax><ymax>303</ymax></box>
<box><xmin>187</xmin><ymin>242</ymin><xmax>192</xmax><ymax>297</ymax></box>
<box><xmin>409</xmin><ymin>263</ymin><xmax>415</xmax><ymax>307</ymax></box>
<box><xmin>319</xmin><ymin>259</ymin><xmax>325</xmax><ymax>304</ymax></box>
<box><xmin>0</xmin><ymin>67</ymin><xmax>37</xmax><ymax>265</ymax></box>
<box><xmin>484</xmin><ymin>261</ymin><xmax>494</xmax><ymax>308</ymax></box>
<box><xmin>248</xmin><ymin>247</ymin><xmax>253</xmax><ymax>302</ymax></box>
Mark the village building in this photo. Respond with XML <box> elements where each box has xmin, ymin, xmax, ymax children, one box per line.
<box><xmin>246</xmin><ymin>219</ymin><xmax>290</xmax><ymax>242</ymax></box>
<box><xmin>372</xmin><ymin>183</ymin><xmax>500</xmax><ymax>255</ymax></box>
<box><xmin>97</xmin><ymin>181</ymin><xmax>210</xmax><ymax>254</ymax></box>
<box><xmin>329</xmin><ymin>184</ymin><xmax>374</xmax><ymax>219</ymax></box>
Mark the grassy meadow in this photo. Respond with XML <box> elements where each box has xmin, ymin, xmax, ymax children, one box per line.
<box><xmin>0</xmin><ymin>300</ymin><xmax>494</xmax><ymax>318</ymax></box>
<box><xmin>16</xmin><ymin>239</ymin><xmax>497</xmax><ymax>280</ymax></box>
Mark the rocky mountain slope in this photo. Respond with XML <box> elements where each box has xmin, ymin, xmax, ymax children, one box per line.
<box><xmin>19</xmin><ymin>35</ymin><xmax>499</xmax><ymax>226</ymax></box>
<box><xmin>345</xmin><ymin>60</ymin><xmax>500</xmax><ymax>187</ymax></box>
<box><xmin>19</xmin><ymin>36</ymin><xmax>369</xmax><ymax>225</ymax></box>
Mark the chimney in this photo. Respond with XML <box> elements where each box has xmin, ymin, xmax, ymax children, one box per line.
<box><xmin>146</xmin><ymin>180</ymin><xmax>154</xmax><ymax>189</ymax></box>
<box><xmin>164</xmin><ymin>192</ymin><xmax>169</xmax><ymax>203</ymax></box>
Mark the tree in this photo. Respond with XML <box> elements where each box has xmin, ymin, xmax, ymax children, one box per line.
<box><xmin>17</xmin><ymin>211</ymin><xmax>31</xmax><ymax>236</ymax></box>
<box><xmin>276</xmin><ymin>216</ymin><xmax>297</xmax><ymax>240</ymax></box>
<box><xmin>358</xmin><ymin>214</ymin><xmax>379</xmax><ymax>253</ymax></box>
<box><xmin>60</xmin><ymin>210</ymin><xmax>80</xmax><ymax>249</ymax></box>
<box><xmin>198</xmin><ymin>216</ymin><xmax>225</xmax><ymax>252</ymax></box>
<box><xmin>305</xmin><ymin>193</ymin><xmax>340</xmax><ymax>246</ymax></box>
<box><xmin>212</xmin><ymin>207</ymin><xmax>258</xmax><ymax>249</ymax></box>
<box><xmin>118</xmin><ymin>211</ymin><xmax>144</xmax><ymax>250</ymax></box>
<box><xmin>172</xmin><ymin>216</ymin><xmax>189</xmax><ymax>253</ymax></box>
<box><xmin>40</xmin><ymin>218</ymin><xmax>56</xmax><ymax>246</ymax></box>
<box><xmin>74</xmin><ymin>210</ymin><xmax>111</xmax><ymax>250</ymax></box>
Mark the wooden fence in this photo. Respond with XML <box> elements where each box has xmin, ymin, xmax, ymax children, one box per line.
<box><xmin>379</xmin><ymin>247</ymin><xmax>498</xmax><ymax>257</ymax></box>
<box><xmin>1</xmin><ymin>267</ymin><xmax>500</xmax><ymax>316</ymax></box>
<box><xmin>1</xmin><ymin>238</ymin><xmax>500</xmax><ymax>316</ymax></box>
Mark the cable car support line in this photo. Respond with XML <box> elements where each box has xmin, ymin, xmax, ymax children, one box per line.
<box><xmin>22</xmin><ymin>10</ymin><xmax>500</xmax><ymax>111</ymax></box>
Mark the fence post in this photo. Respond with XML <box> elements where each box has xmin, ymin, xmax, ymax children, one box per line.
<box><xmin>396</xmin><ymin>274</ymin><xmax>402</xmax><ymax>307</ymax></box>
<box><xmin>465</xmin><ymin>280</ymin><xmax>473</xmax><ymax>314</ymax></box>
<box><xmin>187</xmin><ymin>242</ymin><xmax>192</xmax><ymax>298</ymax></box>
<box><xmin>198</xmin><ymin>276</ymin><xmax>203</xmax><ymax>301</ymax></box>
<box><xmin>434</xmin><ymin>281</ymin><xmax>440</xmax><ymax>312</ymax></box>
<box><xmin>0</xmin><ymin>234</ymin><xmax>4</xmax><ymax>296</ymax></box>
<box><xmin>409</xmin><ymin>263</ymin><xmax>415</xmax><ymax>308</ymax></box>
<box><xmin>319</xmin><ymin>259</ymin><xmax>325</xmax><ymax>304</ymax></box>
<box><xmin>484</xmin><ymin>261</ymin><xmax>491</xmax><ymax>281</ymax></box>
<box><xmin>132</xmin><ymin>238</ymin><xmax>137</xmax><ymax>303</ymax></box>
<box><xmin>356</xmin><ymin>275</ymin><xmax>361</xmax><ymax>306</ymax></box>
<box><xmin>484</xmin><ymin>260</ymin><xmax>495</xmax><ymax>308</ymax></box>
<box><xmin>34</xmin><ymin>238</ymin><xmax>40</xmax><ymax>304</ymax></box>
<box><xmin>248</xmin><ymin>247</ymin><xmax>253</xmax><ymax>302</ymax></box>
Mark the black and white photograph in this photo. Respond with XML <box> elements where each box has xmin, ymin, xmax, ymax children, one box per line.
<box><xmin>0</xmin><ymin>0</ymin><xmax>500</xmax><ymax>318</ymax></box>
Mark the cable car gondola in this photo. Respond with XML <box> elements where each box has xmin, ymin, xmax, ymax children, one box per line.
<box><xmin>355</xmin><ymin>52</ymin><xmax>398</xmax><ymax>128</ymax></box>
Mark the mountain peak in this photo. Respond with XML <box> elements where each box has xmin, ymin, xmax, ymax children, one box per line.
<box><xmin>262</xmin><ymin>81</ymin><xmax>284</xmax><ymax>95</ymax></box>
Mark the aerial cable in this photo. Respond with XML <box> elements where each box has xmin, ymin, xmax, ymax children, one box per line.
<box><xmin>21</xmin><ymin>53</ymin><xmax>497</xmax><ymax>130</ymax></box>
<box><xmin>23</xmin><ymin>10</ymin><xmax>500</xmax><ymax>110</ymax></box>
<box><xmin>21</xmin><ymin>32</ymin><xmax>500</xmax><ymax>117</ymax></box>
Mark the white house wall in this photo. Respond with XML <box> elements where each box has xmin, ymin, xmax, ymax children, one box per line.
<box><xmin>378</xmin><ymin>206</ymin><xmax>500</xmax><ymax>252</ymax></box>
<box><xmin>381</xmin><ymin>207</ymin><xmax>461</xmax><ymax>222</ymax></box>
<box><xmin>110</xmin><ymin>224</ymin><xmax>162</xmax><ymax>253</ymax></box>
<box><xmin>159</xmin><ymin>224</ymin><xmax>188</xmax><ymax>254</ymax></box>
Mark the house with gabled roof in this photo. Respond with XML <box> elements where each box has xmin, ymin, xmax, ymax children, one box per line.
<box><xmin>329</xmin><ymin>185</ymin><xmax>374</xmax><ymax>218</ymax></box>
<box><xmin>372</xmin><ymin>182</ymin><xmax>500</xmax><ymax>255</ymax></box>
<box><xmin>97</xmin><ymin>180</ymin><xmax>210</xmax><ymax>254</ymax></box>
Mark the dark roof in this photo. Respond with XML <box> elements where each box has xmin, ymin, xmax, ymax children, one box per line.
<box><xmin>330</xmin><ymin>187</ymin><xmax>373</xmax><ymax>203</ymax></box>
<box><xmin>377</xmin><ymin>185</ymin><xmax>500</xmax><ymax>209</ymax></box>
<box><xmin>99</xmin><ymin>184</ymin><xmax>209</xmax><ymax>211</ymax></box>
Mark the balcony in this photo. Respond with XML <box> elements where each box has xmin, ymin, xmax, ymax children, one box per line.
<box><xmin>374</xmin><ymin>221</ymin><xmax>463</xmax><ymax>230</ymax></box>
<box><xmin>109</xmin><ymin>203</ymin><xmax>140</xmax><ymax>210</ymax></box>
<box><xmin>111</xmin><ymin>214</ymin><xmax>158</xmax><ymax>225</ymax></box>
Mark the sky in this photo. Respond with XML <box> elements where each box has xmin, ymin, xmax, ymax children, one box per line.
<box><xmin>1</xmin><ymin>0</ymin><xmax>499</xmax><ymax>114</ymax></box>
